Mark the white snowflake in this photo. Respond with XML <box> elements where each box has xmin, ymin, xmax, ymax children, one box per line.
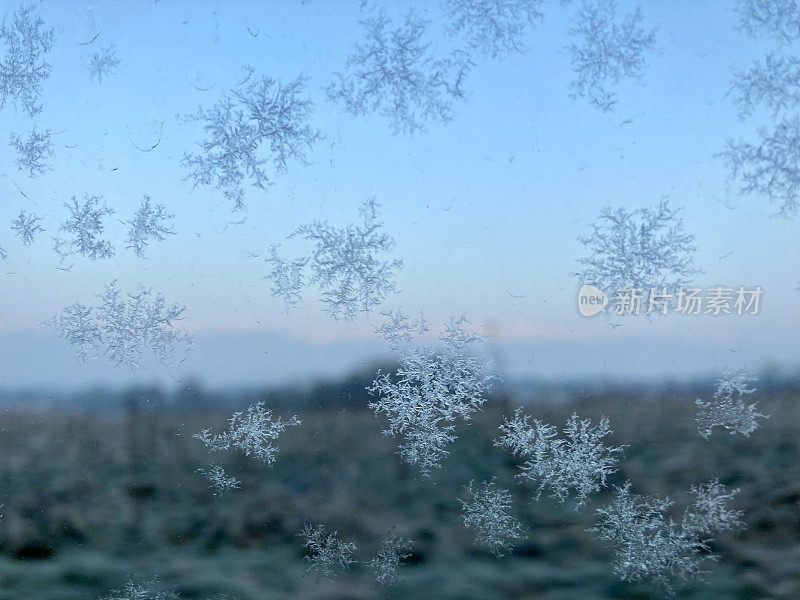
<box><xmin>194</xmin><ymin>402</ymin><xmax>300</xmax><ymax>466</ymax></box>
<box><xmin>10</xmin><ymin>210</ymin><xmax>44</xmax><ymax>245</ymax></box>
<box><xmin>592</xmin><ymin>480</ymin><xmax>743</xmax><ymax>593</ymax></box>
<box><xmin>374</xmin><ymin>308</ymin><xmax>429</xmax><ymax>350</ymax></box>
<box><xmin>10</xmin><ymin>126</ymin><xmax>53</xmax><ymax>176</ymax></box>
<box><xmin>696</xmin><ymin>368</ymin><xmax>766</xmax><ymax>439</ymax></box>
<box><xmin>266</xmin><ymin>199</ymin><xmax>402</xmax><ymax>320</ymax></box>
<box><xmin>730</xmin><ymin>54</ymin><xmax>800</xmax><ymax>120</ymax></box>
<box><xmin>197</xmin><ymin>464</ymin><xmax>241</xmax><ymax>496</ymax></box>
<box><xmin>368</xmin><ymin>317</ymin><xmax>497</xmax><ymax>475</ymax></box>
<box><xmin>126</xmin><ymin>196</ymin><xmax>175</xmax><ymax>258</ymax></box>
<box><xmin>567</xmin><ymin>0</ymin><xmax>656</xmax><ymax>112</ymax></box>
<box><xmin>89</xmin><ymin>45</ymin><xmax>120</xmax><ymax>83</ymax></box>
<box><xmin>298</xmin><ymin>523</ymin><xmax>357</xmax><ymax>582</ymax></box>
<box><xmin>736</xmin><ymin>0</ymin><xmax>800</xmax><ymax>43</ymax></box>
<box><xmin>460</xmin><ymin>479</ymin><xmax>525</xmax><ymax>556</ymax></box>
<box><xmin>442</xmin><ymin>0</ymin><xmax>544</xmax><ymax>58</ymax></box>
<box><xmin>54</xmin><ymin>194</ymin><xmax>115</xmax><ymax>261</ymax></box>
<box><xmin>101</xmin><ymin>580</ymin><xmax>178</xmax><ymax>600</ymax></box>
<box><xmin>327</xmin><ymin>11</ymin><xmax>473</xmax><ymax>134</ymax></box>
<box><xmin>48</xmin><ymin>281</ymin><xmax>191</xmax><ymax>369</ymax></box>
<box><xmin>368</xmin><ymin>530</ymin><xmax>413</xmax><ymax>586</ymax></box>
<box><xmin>497</xmin><ymin>408</ymin><xmax>625</xmax><ymax>507</ymax></box>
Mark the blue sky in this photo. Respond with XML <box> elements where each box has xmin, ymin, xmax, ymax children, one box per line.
<box><xmin>1</xmin><ymin>0</ymin><xmax>799</xmax><ymax>389</ymax></box>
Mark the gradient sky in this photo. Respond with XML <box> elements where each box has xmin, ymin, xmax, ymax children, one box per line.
<box><xmin>1</xmin><ymin>0</ymin><xmax>798</xmax><ymax>390</ymax></box>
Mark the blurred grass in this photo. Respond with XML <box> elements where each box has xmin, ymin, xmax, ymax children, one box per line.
<box><xmin>0</xmin><ymin>390</ymin><xmax>798</xmax><ymax>599</ymax></box>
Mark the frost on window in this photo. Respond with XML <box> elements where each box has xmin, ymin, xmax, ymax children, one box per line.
<box><xmin>89</xmin><ymin>45</ymin><xmax>120</xmax><ymax>83</ymax></box>
<box><xmin>736</xmin><ymin>0</ymin><xmax>800</xmax><ymax>43</ymax></box>
<box><xmin>298</xmin><ymin>523</ymin><xmax>357</xmax><ymax>582</ymax></box>
<box><xmin>368</xmin><ymin>530</ymin><xmax>413</xmax><ymax>586</ymax></box>
<box><xmin>374</xmin><ymin>308</ymin><xmax>429</xmax><ymax>350</ymax></box>
<box><xmin>591</xmin><ymin>480</ymin><xmax>743</xmax><ymax>593</ymax></box>
<box><xmin>126</xmin><ymin>195</ymin><xmax>175</xmax><ymax>258</ymax></box>
<box><xmin>696</xmin><ymin>368</ymin><xmax>766</xmax><ymax>439</ymax></box>
<box><xmin>48</xmin><ymin>281</ymin><xmax>192</xmax><ymax>369</ymax></box>
<box><xmin>442</xmin><ymin>0</ymin><xmax>544</xmax><ymax>58</ymax></box>
<box><xmin>197</xmin><ymin>464</ymin><xmax>241</xmax><ymax>496</ymax></box>
<box><xmin>575</xmin><ymin>198</ymin><xmax>698</xmax><ymax>294</ymax></box>
<box><xmin>367</xmin><ymin>317</ymin><xmax>497</xmax><ymax>475</ymax></box>
<box><xmin>0</xmin><ymin>4</ymin><xmax>54</xmax><ymax>117</ymax></box>
<box><xmin>183</xmin><ymin>69</ymin><xmax>321</xmax><ymax>210</ymax></box>
<box><xmin>567</xmin><ymin>0</ymin><xmax>656</xmax><ymax>112</ymax></box>
<box><xmin>326</xmin><ymin>11</ymin><xmax>473</xmax><ymax>134</ymax></box>
<box><xmin>720</xmin><ymin>116</ymin><xmax>800</xmax><ymax>216</ymax></box>
<box><xmin>10</xmin><ymin>210</ymin><xmax>44</xmax><ymax>245</ymax></box>
<box><xmin>730</xmin><ymin>54</ymin><xmax>800</xmax><ymax>120</ymax></box>
<box><xmin>459</xmin><ymin>479</ymin><xmax>526</xmax><ymax>556</ymax></box>
<box><xmin>194</xmin><ymin>401</ymin><xmax>301</xmax><ymax>466</ymax></box>
<box><xmin>54</xmin><ymin>194</ymin><xmax>115</xmax><ymax>261</ymax></box>
<box><xmin>10</xmin><ymin>125</ymin><xmax>53</xmax><ymax>176</ymax></box>
<box><xmin>496</xmin><ymin>408</ymin><xmax>625</xmax><ymax>507</ymax></box>
<box><xmin>266</xmin><ymin>199</ymin><xmax>402</xmax><ymax>320</ymax></box>
<box><xmin>101</xmin><ymin>580</ymin><xmax>179</xmax><ymax>600</ymax></box>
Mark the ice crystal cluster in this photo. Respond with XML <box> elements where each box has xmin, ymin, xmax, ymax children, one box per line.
<box><xmin>48</xmin><ymin>281</ymin><xmax>191</xmax><ymax>369</ymax></box>
<box><xmin>89</xmin><ymin>45</ymin><xmax>120</xmax><ymax>83</ymax></box>
<box><xmin>327</xmin><ymin>11</ymin><xmax>473</xmax><ymax>134</ymax></box>
<box><xmin>730</xmin><ymin>54</ymin><xmax>800</xmax><ymax>119</ymax></box>
<box><xmin>100</xmin><ymin>580</ymin><xmax>179</xmax><ymax>600</ymax></box>
<box><xmin>197</xmin><ymin>464</ymin><xmax>241</xmax><ymax>496</ymax></box>
<box><xmin>0</xmin><ymin>4</ymin><xmax>54</xmax><ymax>117</ymax></box>
<box><xmin>299</xmin><ymin>523</ymin><xmax>357</xmax><ymax>581</ymax></box>
<box><xmin>576</xmin><ymin>198</ymin><xmax>698</xmax><ymax>294</ymax></box>
<box><xmin>592</xmin><ymin>480</ymin><xmax>743</xmax><ymax>593</ymax></box>
<box><xmin>54</xmin><ymin>194</ymin><xmax>115</xmax><ymax>261</ymax></box>
<box><xmin>368</xmin><ymin>531</ymin><xmax>413</xmax><ymax>585</ymax></box>
<box><xmin>10</xmin><ymin>210</ymin><xmax>44</xmax><ymax>245</ymax></box>
<box><xmin>374</xmin><ymin>308</ymin><xmax>429</xmax><ymax>350</ymax></box>
<box><xmin>459</xmin><ymin>479</ymin><xmax>525</xmax><ymax>556</ymax></box>
<box><xmin>567</xmin><ymin>0</ymin><xmax>656</xmax><ymax>112</ymax></box>
<box><xmin>10</xmin><ymin>125</ymin><xmax>53</xmax><ymax>176</ymax></box>
<box><xmin>194</xmin><ymin>402</ymin><xmax>300</xmax><ymax>466</ymax></box>
<box><xmin>183</xmin><ymin>69</ymin><xmax>320</xmax><ymax>210</ymax></box>
<box><xmin>368</xmin><ymin>317</ymin><xmax>496</xmax><ymax>475</ymax></box>
<box><xmin>696</xmin><ymin>368</ymin><xmax>766</xmax><ymax>439</ymax></box>
<box><xmin>126</xmin><ymin>196</ymin><xmax>175</xmax><ymax>258</ymax></box>
<box><xmin>736</xmin><ymin>0</ymin><xmax>800</xmax><ymax>43</ymax></box>
<box><xmin>442</xmin><ymin>0</ymin><xmax>544</xmax><ymax>58</ymax></box>
<box><xmin>266</xmin><ymin>199</ymin><xmax>402</xmax><ymax>320</ymax></box>
<box><xmin>497</xmin><ymin>408</ymin><xmax>624</xmax><ymax>507</ymax></box>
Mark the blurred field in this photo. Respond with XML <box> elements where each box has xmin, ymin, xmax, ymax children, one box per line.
<box><xmin>0</xmin><ymin>385</ymin><xmax>798</xmax><ymax>599</ymax></box>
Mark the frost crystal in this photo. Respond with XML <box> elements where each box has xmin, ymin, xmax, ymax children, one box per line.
<box><xmin>327</xmin><ymin>11</ymin><xmax>473</xmax><ymax>134</ymax></box>
<box><xmin>459</xmin><ymin>479</ymin><xmax>525</xmax><ymax>556</ymax></box>
<box><xmin>442</xmin><ymin>0</ymin><xmax>544</xmax><ymax>58</ymax></box>
<box><xmin>374</xmin><ymin>308</ymin><xmax>429</xmax><ymax>350</ymax></box>
<box><xmin>48</xmin><ymin>281</ymin><xmax>191</xmax><ymax>369</ymax></box>
<box><xmin>194</xmin><ymin>402</ymin><xmax>300</xmax><ymax>466</ymax></box>
<box><xmin>730</xmin><ymin>54</ymin><xmax>800</xmax><ymax>120</ymax></box>
<box><xmin>10</xmin><ymin>210</ymin><xmax>44</xmax><ymax>245</ymax></box>
<box><xmin>368</xmin><ymin>317</ymin><xmax>496</xmax><ymax>475</ymax></box>
<box><xmin>497</xmin><ymin>409</ymin><xmax>624</xmax><ymax>507</ymax></box>
<box><xmin>721</xmin><ymin>116</ymin><xmax>800</xmax><ymax>216</ymax></box>
<box><xmin>736</xmin><ymin>0</ymin><xmax>800</xmax><ymax>43</ymax></box>
<box><xmin>54</xmin><ymin>194</ymin><xmax>115</xmax><ymax>261</ymax></box>
<box><xmin>576</xmin><ymin>198</ymin><xmax>698</xmax><ymax>294</ymax></box>
<box><xmin>696</xmin><ymin>368</ymin><xmax>766</xmax><ymax>439</ymax></box>
<box><xmin>267</xmin><ymin>199</ymin><xmax>402</xmax><ymax>320</ymax></box>
<box><xmin>126</xmin><ymin>196</ymin><xmax>175</xmax><ymax>258</ymax></box>
<box><xmin>197</xmin><ymin>464</ymin><xmax>241</xmax><ymax>496</ymax></box>
<box><xmin>592</xmin><ymin>480</ymin><xmax>743</xmax><ymax>593</ymax></box>
<box><xmin>89</xmin><ymin>45</ymin><xmax>120</xmax><ymax>83</ymax></box>
<box><xmin>567</xmin><ymin>0</ymin><xmax>655</xmax><ymax>112</ymax></box>
<box><xmin>299</xmin><ymin>523</ymin><xmax>357</xmax><ymax>581</ymax></box>
<box><xmin>0</xmin><ymin>4</ymin><xmax>54</xmax><ymax>117</ymax></box>
<box><xmin>10</xmin><ymin>126</ymin><xmax>53</xmax><ymax>176</ymax></box>
<box><xmin>101</xmin><ymin>580</ymin><xmax>179</xmax><ymax>600</ymax></box>
<box><xmin>368</xmin><ymin>530</ymin><xmax>413</xmax><ymax>586</ymax></box>
<box><xmin>183</xmin><ymin>70</ymin><xmax>320</xmax><ymax>210</ymax></box>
